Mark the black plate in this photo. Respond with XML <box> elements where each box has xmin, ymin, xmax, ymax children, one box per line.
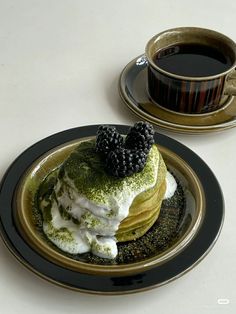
<box><xmin>0</xmin><ymin>125</ymin><xmax>224</xmax><ymax>294</ymax></box>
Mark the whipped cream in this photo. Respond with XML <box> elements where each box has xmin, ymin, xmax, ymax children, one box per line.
<box><xmin>164</xmin><ymin>171</ymin><xmax>177</xmax><ymax>199</ymax></box>
<box><xmin>41</xmin><ymin>144</ymin><xmax>177</xmax><ymax>259</ymax></box>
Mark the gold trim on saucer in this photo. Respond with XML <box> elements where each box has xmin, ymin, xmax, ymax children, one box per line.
<box><xmin>147</xmin><ymin>92</ymin><xmax>233</xmax><ymax>118</ymax></box>
<box><xmin>119</xmin><ymin>55</ymin><xmax>236</xmax><ymax>134</ymax></box>
<box><xmin>14</xmin><ymin>138</ymin><xmax>205</xmax><ymax>276</ymax></box>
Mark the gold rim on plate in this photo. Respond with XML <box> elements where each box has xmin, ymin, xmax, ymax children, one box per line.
<box><xmin>14</xmin><ymin>138</ymin><xmax>205</xmax><ymax>276</ymax></box>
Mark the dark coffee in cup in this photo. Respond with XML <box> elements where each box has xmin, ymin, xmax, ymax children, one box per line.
<box><xmin>154</xmin><ymin>43</ymin><xmax>232</xmax><ymax>77</ymax></box>
<box><xmin>145</xmin><ymin>27</ymin><xmax>236</xmax><ymax>114</ymax></box>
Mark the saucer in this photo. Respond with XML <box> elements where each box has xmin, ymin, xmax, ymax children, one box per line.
<box><xmin>0</xmin><ymin>125</ymin><xmax>224</xmax><ymax>294</ymax></box>
<box><xmin>119</xmin><ymin>55</ymin><xmax>236</xmax><ymax>134</ymax></box>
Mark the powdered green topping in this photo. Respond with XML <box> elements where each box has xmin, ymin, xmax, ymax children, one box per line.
<box><xmin>39</xmin><ymin>139</ymin><xmax>161</xmax><ymax>259</ymax></box>
<box><xmin>82</xmin><ymin>211</ymin><xmax>101</xmax><ymax>228</ymax></box>
<box><xmin>44</xmin><ymin>222</ymin><xmax>74</xmax><ymax>243</ymax></box>
<box><xmin>60</xmin><ymin>139</ymin><xmax>159</xmax><ymax>207</ymax></box>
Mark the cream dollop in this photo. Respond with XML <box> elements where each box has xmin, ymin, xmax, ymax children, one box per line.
<box><xmin>43</xmin><ymin>171</ymin><xmax>177</xmax><ymax>259</ymax></box>
<box><xmin>164</xmin><ymin>171</ymin><xmax>177</xmax><ymax>199</ymax></box>
<box><xmin>41</xmin><ymin>144</ymin><xmax>177</xmax><ymax>259</ymax></box>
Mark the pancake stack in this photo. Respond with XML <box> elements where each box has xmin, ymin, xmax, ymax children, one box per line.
<box><xmin>116</xmin><ymin>152</ymin><xmax>166</xmax><ymax>242</ymax></box>
<box><xmin>39</xmin><ymin>123</ymin><xmax>170</xmax><ymax>259</ymax></box>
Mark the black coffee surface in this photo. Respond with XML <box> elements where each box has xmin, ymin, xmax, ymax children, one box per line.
<box><xmin>154</xmin><ymin>43</ymin><xmax>232</xmax><ymax>77</ymax></box>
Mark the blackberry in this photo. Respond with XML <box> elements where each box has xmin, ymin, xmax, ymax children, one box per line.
<box><xmin>125</xmin><ymin>121</ymin><xmax>154</xmax><ymax>153</ymax></box>
<box><xmin>96</xmin><ymin>125</ymin><xmax>123</xmax><ymax>155</ymax></box>
<box><xmin>106</xmin><ymin>148</ymin><xmax>147</xmax><ymax>178</ymax></box>
<box><xmin>97</xmin><ymin>125</ymin><xmax>115</xmax><ymax>135</ymax></box>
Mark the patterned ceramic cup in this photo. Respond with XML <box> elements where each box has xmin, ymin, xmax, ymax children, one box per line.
<box><xmin>145</xmin><ymin>27</ymin><xmax>236</xmax><ymax>114</ymax></box>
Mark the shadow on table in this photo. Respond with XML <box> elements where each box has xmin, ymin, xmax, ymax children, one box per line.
<box><xmin>105</xmin><ymin>72</ymin><xmax>136</xmax><ymax>123</ymax></box>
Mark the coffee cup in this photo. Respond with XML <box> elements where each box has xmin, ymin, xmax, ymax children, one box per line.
<box><xmin>145</xmin><ymin>27</ymin><xmax>236</xmax><ymax>114</ymax></box>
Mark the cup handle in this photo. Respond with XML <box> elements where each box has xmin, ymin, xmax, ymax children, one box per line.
<box><xmin>224</xmin><ymin>68</ymin><xmax>236</xmax><ymax>96</ymax></box>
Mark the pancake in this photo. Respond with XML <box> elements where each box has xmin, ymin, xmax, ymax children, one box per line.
<box><xmin>116</xmin><ymin>154</ymin><xmax>167</xmax><ymax>241</ymax></box>
<box><xmin>116</xmin><ymin>179</ymin><xmax>166</xmax><ymax>241</ymax></box>
<box><xmin>39</xmin><ymin>138</ymin><xmax>173</xmax><ymax>259</ymax></box>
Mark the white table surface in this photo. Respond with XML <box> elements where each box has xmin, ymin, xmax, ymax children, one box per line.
<box><xmin>0</xmin><ymin>0</ymin><xmax>235</xmax><ymax>313</ymax></box>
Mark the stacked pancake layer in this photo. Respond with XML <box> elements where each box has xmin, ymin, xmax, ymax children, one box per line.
<box><xmin>39</xmin><ymin>139</ymin><xmax>174</xmax><ymax>259</ymax></box>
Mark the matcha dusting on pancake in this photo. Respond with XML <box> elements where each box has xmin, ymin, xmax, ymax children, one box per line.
<box><xmin>60</xmin><ymin>139</ymin><xmax>159</xmax><ymax>206</ymax></box>
<box><xmin>37</xmin><ymin>122</ymin><xmax>178</xmax><ymax>259</ymax></box>
<box><xmin>34</xmin><ymin>171</ymin><xmax>184</xmax><ymax>265</ymax></box>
